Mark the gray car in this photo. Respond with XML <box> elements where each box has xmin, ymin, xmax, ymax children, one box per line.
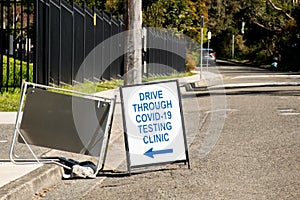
<box><xmin>199</xmin><ymin>48</ymin><xmax>216</xmax><ymax>66</ymax></box>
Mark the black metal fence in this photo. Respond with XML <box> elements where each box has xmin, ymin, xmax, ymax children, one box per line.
<box><xmin>36</xmin><ymin>0</ymin><xmax>125</xmax><ymax>86</ymax></box>
<box><xmin>0</xmin><ymin>0</ymin><xmax>35</xmax><ymax>91</ymax></box>
<box><xmin>1</xmin><ymin>0</ymin><xmax>187</xmax><ymax>90</ymax></box>
<box><xmin>145</xmin><ymin>28</ymin><xmax>186</xmax><ymax>77</ymax></box>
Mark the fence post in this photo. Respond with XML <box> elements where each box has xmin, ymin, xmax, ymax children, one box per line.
<box><xmin>0</xmin><ymin>2</ymin><xmax>3</xmax><ymax>90</ymax></box>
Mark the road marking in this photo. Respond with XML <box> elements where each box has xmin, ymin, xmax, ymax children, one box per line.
<box><xmin>0</xmin><ymin>140</ymin><xmax>8</xmax><ymax>143</ymax></box>
<box><xmin>277</xmin><ymin>108</ymin><xmax>300</xmax><ymax>116</ymax></box>
<box><xmin>205</xmin><ymin>109</ymin><xmax>238</xmax><ymax>114</ymax></box>
<box><xmin>231</xmin><ymin>75</ymin><xmax>300</xmax><ymax>79</ymax></box>
<box><xmin>279</xmin><ymin>113</ymin><xmax>300</xmax><ymax>116</ymax></box>
<box><xmin>277</xmin><ymin>108</ymin><xmax>295</xmax><ymax>112</ymax></box>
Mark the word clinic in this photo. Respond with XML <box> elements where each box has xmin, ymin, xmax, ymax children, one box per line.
<box><xmin>132</xmin><ymin>100</ymin><xmax>172</xmax><ymax>112</ymax></box>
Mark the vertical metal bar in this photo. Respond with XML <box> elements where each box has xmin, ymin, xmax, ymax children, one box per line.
<box><xmin>119</xmin><ymin>88</ymin><xmax>132</xmax><ymax>175</ymax></box>
<box><xmin>93</xmin><ymin>6</ymin><xmax>95</xmax><ymax>82</ymax></box>
<box><xmin>200</xmin><ymin>16</ymin><xmax>204</xmax><ymax>79</ymax></box>
<box><xmin>207</xmin><ymin>39</ymin><xmax>210</xmax><ymax>70</ymax></box>
<box><xmin>0</xmin><ymin>1</ymin><xmax>3</xmax><ymax>90</ymax></box>
<box><xmin>9</xmin><ymin>82</ymin><xmax>28</xmax><ymax>162</ymax></box>
<box><xmin>13</xmin><ymin>0</ymin><xmax>17</xmax><ymax>88</ymax></box>
<box><xmin>232</xmin><ymin>34</ymin><xmax>235</xmax><ymax>59</ymax></box>
<box><xmin>175</xmin><ymin>80</ymin><xmax>190</xmax><ymax>169</ymax></box>
<box><xmin>97</xmin><ymin>96</ymin><xmax>116</xmax><ymax>174</ymax></box>
<box><xmin>6</xmin><ymin>1</ymin><xmax>10</xmax><ymax>91</ymax></box>
<box><xmin>58</xmin><ymin>0</ymin><xmax>62</xmax><ymax>85</ymax></box>
<box><xmin>33</xmin><ymin>0</ymin><xmax>38</xmax><ymax>83</ymax></box>
<box><xmin>46</xmin><ymin>0</ymin><xmax>50</xmax><ymax>85</ymax></box>
<box><xmin>20</xmin><ymin>0</ymin><xmax>23</xmax><ymax>86</ymax></box>
<box><xmin>26</xmin><ymin>0</ymin><xmax>30</xmax><ymax>82</ymax></box>
<box><xmin>109</xmin><ymin>13</ymin><xmax>112</xmax><ymax>79</ymax></box>
<box><xmin>100</xmin><ymin>10</ymin><xmax>104</xmax><ymax>79</ymax></box>
<box><xmin>71</xmin><ymin>0</ymin><xmax>74</xmax><ymax>85</ymax></box>
<box><xmin>83</xmin><ymin>3</ymin><xmax>86</xmax><ymax>80</ymax></box>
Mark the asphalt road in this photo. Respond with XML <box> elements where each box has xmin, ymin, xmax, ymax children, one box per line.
<box><xmin>14</xmin><ymin>61</ymin><xmax>300</xmax><ymax>199</ymax></box>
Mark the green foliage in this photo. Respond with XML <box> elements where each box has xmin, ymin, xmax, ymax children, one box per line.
<box><xmin>68</xmin><ymin>0</ymin><xmax>105</xmax><ymax>10</ymax></box>
<box><xmin>0</xmin><ymin>88</ymin><xmax>21</xmax><ymax>112</ymax></box>
<box><xmin>68</xmin><ymin>0</ymin><xmax>300</xmax><ymax>70</ymax></box>
<box><xmin>143</xmin><ymin>0</ymin><xmax>208</xmax><ymax>42</ymax></box>
<box><xmin>207</xmin><ymin>0</ymin><xmax>300</xmax><ymax>70</ymax></box>
<box><xmin>186</xmin><ymin>50</ymin><xmax>199</xmax><ymax>71</ymax></box>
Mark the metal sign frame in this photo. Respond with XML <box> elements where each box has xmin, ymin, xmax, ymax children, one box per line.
<box><xmin>9</xmin><ymin>82</ymin><xmax>116</xmax><ymax>176</ymax></box>
<box><xmin>120</xmin><ymin>80</ymin><xmax>190</xmax><ymax>174</ymax></box>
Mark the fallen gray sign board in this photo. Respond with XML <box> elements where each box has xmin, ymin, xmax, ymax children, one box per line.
<box><xmin>120</xmin><ymin>80</ymin><xmax>190</xmax><ymax>173</ymax></box>
<box><xmin>10</xmin><ymin>82</ymin><xmax>116</xmax><ymax>175</ymax></box>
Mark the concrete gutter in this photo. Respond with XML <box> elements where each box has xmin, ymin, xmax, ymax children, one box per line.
<box><xmin>0</xmin><ymin>165</ymin><xmax>62</xmax><ymax>200</ymax></box>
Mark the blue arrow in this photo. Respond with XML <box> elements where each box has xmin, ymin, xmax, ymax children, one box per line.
<box><xmin>144</xmin><ymin>147</ymin><xmax>173</xmax><ymax>158</ymax></box>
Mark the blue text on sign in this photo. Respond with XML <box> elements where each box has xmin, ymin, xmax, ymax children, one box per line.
<box><xmin>132</xmin><ymin>100</ymin><xmax>172</xmax><ymax>112</ymax></box>
<box><xmin>138</xmin><ymin>122</ymin><xmax>172</xmax><ymax>134</ymax></box>
<box><xmin>143</xmin><ymin>133</ymin><xmax>169</xmax><ymax>144</ymax></box>
<box><xmin>139</xmin><ymin>90</ymin><xmax>163</xmax><ymax>101</ymax></box>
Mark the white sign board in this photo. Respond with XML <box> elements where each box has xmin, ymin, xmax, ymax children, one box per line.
<box><xmin>120</xmin><ymin>80</ymin><xmax>189</xmax><ymax>169</ymax></box>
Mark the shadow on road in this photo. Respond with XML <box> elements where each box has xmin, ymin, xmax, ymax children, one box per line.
<box><xmin>97</xmin><ymin>167</ymin><xmax>179</xmax><ymax>178</ymax></box>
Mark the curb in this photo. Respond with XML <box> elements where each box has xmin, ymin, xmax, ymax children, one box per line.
<box><xmin>0</xmin><ymin>164</ymin><xmax>61</xmax><ymax>200</ymax></box>
<box><xmin>189</xmin><ymin>81</ymin><xmax>300</xmax><ymax>92</ymax></box>
<box><xmin>209</xmin><ymin>82</ymin><xmax>300</xmax><ymax>90</ymax></box>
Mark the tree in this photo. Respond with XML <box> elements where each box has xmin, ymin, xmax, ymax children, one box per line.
<box><xmin>143</xmin><ymin>0</ymin><xmax>208</xmax><ymax>42</ymax></box>
<box><xmin>207</xmin><ymin>0</ymin><xmax>300</xmax><ymax>69</ymax></box>
<box><xmin>70</xmin><ymin>0</ymin><xmax>300</xmax><ymax>70</ymax></box>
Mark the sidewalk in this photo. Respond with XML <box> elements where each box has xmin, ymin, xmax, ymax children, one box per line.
<box><xmin>0</xmin><ymin>112</ymin><xmax>28</xmax><ymax>188</ymax></box>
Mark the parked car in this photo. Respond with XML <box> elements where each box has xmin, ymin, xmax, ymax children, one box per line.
<box><xmin>199</xmin><ymin>48</ymin><xmax>216</xmax><ymax>66</ymax></box>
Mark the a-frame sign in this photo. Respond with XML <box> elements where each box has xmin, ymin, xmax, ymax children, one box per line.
<box><xmin>120</xmin><ymin>80</ymin><xmax>190</xmax><ymax>173</ymax></box>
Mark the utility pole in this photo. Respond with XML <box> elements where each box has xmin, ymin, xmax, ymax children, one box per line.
<box><xmin>206</xmin><ymin>30</ymin><xmax>211</xmax><ymax>70</ymax></box>
<box><xmin>124</xmin><ymin>0</ymin><xmax>142</xmax><ymax>85</ymax></box>
<box><xmin>200</xmin><ymin>16</ymin><xmax>204</xmax><ymax>79</ymax></box>
<box><xmin>232</xmin><ymin>34</ymin><xmax>235</xmax><ymax>59</ymax></box>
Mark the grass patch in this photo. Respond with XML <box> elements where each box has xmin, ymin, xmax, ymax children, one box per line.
<box><xmin>142</xmin><ymin>72</ymin><xmax>195</xmax><ymax>82</ymax></box>
<box><xmin>0</xmin><ymin>88</ymin><xmax>21</xmax><ymax>112</ymax></box>
<box><xmin>0</xmin><ymin>72</ymin><xmax>194</xmax><ymax>112</ymax></box>
<box><xmin>59</xmin><ymin>79</ymin><xmax>124</xmax><ymax>94</ymax></box>
<box><xmin>1</xmin><ymin>55</ymin><xmax>33</xmax><ymax>88</ymax></box>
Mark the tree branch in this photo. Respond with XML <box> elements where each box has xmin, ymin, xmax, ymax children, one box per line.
<box><xmin>253</xmin><ymin>21</ymin><xmax>281</xmax><ymax>32</ymax></box>
<box><xmin>267</xmin><ymin>0</ymin><xmax>295</xmax><ymax>21</ymax></box>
